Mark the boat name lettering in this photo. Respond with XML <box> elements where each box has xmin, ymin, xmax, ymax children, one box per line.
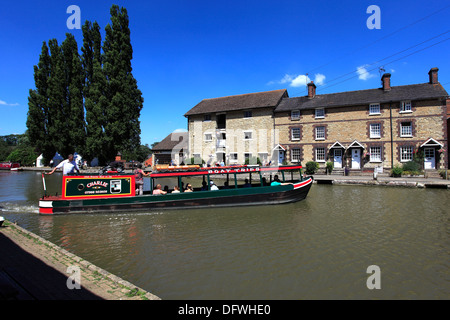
<box><xmin>86</xmin><ymin>181</ymin><xmax>108</xmax><ymax>188</ymax></box>
<box><xmin>207</xmin><ymin>167</ymin><xmax>260</xmax><ymax>174</ymax></box>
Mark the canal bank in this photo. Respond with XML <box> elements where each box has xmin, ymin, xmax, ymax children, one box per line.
<box><xmin>312</xmin><ymin>174</ymin><xmax>450</xmax><ymax>189</ymax></box>
<box><xmin>0</xmin><ymin>219</ymin><xmax>160</xmax><ymax>300</ymax></box>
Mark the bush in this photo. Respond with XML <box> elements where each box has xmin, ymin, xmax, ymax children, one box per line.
<box><xmin>391</xmin><ymin>164</ymin><xmax>403</xmax><ymax>177</ymax></box>
<box><xmin>190</xmin><ymin>156</ymin><xmax>205</xmax><ymax>165</ymax></box>
<box><xmin>326</xmin><ymin>161</ymin><xmax>334</xmax><ymax>174</ymax></box>
<box><xmin>402</xmin><ymin>160</ymin><xmax>421</xmax><ymax>172</ymax></box>
<box><xmin>245</xmin><ymin>156</ymin><xmax>261</xmax><ymax>165</ymax></box>
<box><xmin>305</xmin><ymin>161</ymin><xmax>319</xmax><ymax>174</ymax></box>
<box><xmin>439</xmin><ymin>170</ymin><xmax>450</xmax><ymax>179</ymax></box>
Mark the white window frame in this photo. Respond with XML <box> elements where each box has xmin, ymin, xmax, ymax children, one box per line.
<box><xmin>315</xmin><ymin>108</ymin><xmax>325</xmax><ymax>119</ymax></box>
<box><xmin>400</xmin><ymin>122</ymin><xmax>412</xmax><ymax>137</ymax></box>
<box><xmin>400</xmin><ymin>101</ymin><xmax>412</xmax><ymax>113</ymax></box>
<box><xmin>369</xmin><ymin>103</ymin><xmax>381</xmax><ymax>115</ymax></box>
<box><xmin>291</xmin><ymin>110</ymin><xmax>300</xmax><ymax>120</ymax></box>
<box><xmin>369</xmin><ymin>146</ymin><xmax>382</xmax><ymax>162</ymax></box>
<box><xmin>370</xmin><ymin>123</ymin><xmax>381</xmax><ymax>138</ymax></box>
<box><xmin>291</xmin><ymin>148</ymin><xmax>301</xmax><ymax>163</ymax></box>
<box><xmin>315</xmin><ymin>126</ymin><xmax>325</xmax><ymax>140</ymax></box>
<box><xmin>229</xmin><ymin>153</ymin><xmax>238</xmax><ymax>162</ymax></box>
<box><xmin>244</xmin><ymin>131</ymin><xmax>253</xmax><ymax>140</ymax></box>
<box><xmin>204</xmin><ymin>133</ymin><xmax>213</xmax><ymax>142</ymax></box>
<box><xmin>315</xmin><ymin>148</ymin><xmax>326</xmax><ymax>162</ymax></box>
<box><xmin>291</xmin><ymin>128</ymin><xmax>301</xmax><ymax>140</ymax></box>
<box><xmin>258</xmin><ymin>152</ymin><xmax>268</xmax><ymax>164</ymax></box>
<box><xmin>400</xmin><ymin>146</ymin><xmax>413</xmax><ymax>162</ymax></box>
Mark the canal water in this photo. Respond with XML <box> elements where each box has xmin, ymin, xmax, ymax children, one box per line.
<box><xmin>0</xmin><ymin>171</ymin><xmax>448</xmax><ymax>299</ymax></box>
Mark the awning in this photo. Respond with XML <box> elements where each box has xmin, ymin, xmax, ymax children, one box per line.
<box><xmin>420</xmin><ymin>138</ymin><xmax>443</xmax><ymax>148</ymax></box>
<box><xmin>329</xmin><ymin>141</ymin><xmax>345</xmax><ymax>149</ymax></box>
<box><xmin>347</xmin><ymin>140</ymin><xmax>365</xmax><ymax>149</ymax></box>
<box><xmin>272</xmin><ymin>144</ymin><xmax>286</xmax><ymax>151</ymax></box>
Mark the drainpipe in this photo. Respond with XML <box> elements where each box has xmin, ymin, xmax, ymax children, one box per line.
<box><xmin>389</xmin><ymin>101</ymin><xmax>394</xmax><ymax>169</ymax></box>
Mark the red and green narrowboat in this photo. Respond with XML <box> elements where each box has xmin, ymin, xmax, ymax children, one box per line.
<box><xmin>38</xmin><ymin>165</ymin><xmax>313</xmax><ymax>215</ymax></box>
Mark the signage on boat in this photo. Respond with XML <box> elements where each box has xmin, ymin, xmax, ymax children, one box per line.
<box><xmin>207</xmin><ymin>167</ymin><xmax>260</xmax><ymax>175</ymax></box>
<box><xmin>62</xmin><ymin>175</ymin><xmax>135</xmax><ymax>199</ymax></box>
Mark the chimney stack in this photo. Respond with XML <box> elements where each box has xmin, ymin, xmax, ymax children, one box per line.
<box><xmin>428</xmin><ymin>67</ymin><xmax>439</xmax><ymax>84</ymax></box>
<box><xmin>307</xmin><ymin>81</ymin><xmax>316</xmax><ymax>99</ymax></box>
<box><xmin>381</xmin><ymin>73</ymin><xmax>391</xmax><ymax>91</ymax></box>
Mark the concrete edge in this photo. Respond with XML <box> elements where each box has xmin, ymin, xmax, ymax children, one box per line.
<box><xmin>3</xmin><ymin>220</ymin><xmax>161</xmax><ymax>300</ymax></box>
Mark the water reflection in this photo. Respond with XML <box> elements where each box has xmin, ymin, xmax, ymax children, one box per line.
<box><xmin>0</xmin><ymin>171</ymin><xmax>448</xmax><ymax>299</ymax></box>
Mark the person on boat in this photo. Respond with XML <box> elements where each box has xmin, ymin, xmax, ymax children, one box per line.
<box><xmin>210</xmin><ymin>181</ymin><xmax>219</xmax><ymax>191</ymax></box>
<box><xmin>243</xmin><ymin>178</ymin><xmax>252</xmax><ymax>188</ymax></box>
<box><xmin>152</xmin><ymin>184</ymin><xmax>167</xmax><ymax>195</ymax></box>
<box><xmin>47</xmin><ymin>154</ymin><xmax>80</xmax><ymax>175</ymax></box>
<box><xmin>172</xmin><ymin>186</ymin><xmax>180</xmax><ymax>193</ymax></box>
<box><xmin>134</xmin><ymin>163</ymin><xmax>150</xmax><ymax>196</ymax></box>
<box><xmin>270</xmin><ymin>175</ymin><xmax>293</xmax><ymax>186</ymax></box>
<box><xmin>185</xmin><ymin>183</ymin><xmax>193</xmax><ymax>192</ymax></box>
<box><xmin>222</xmin><ymin>181</ymin><xmax>230</xmax><ymax>189</ymax></box>
<box><xmin>201</xmin><ymin>181</ymin><xmax>208</xmax><ymax>191</ymax></box>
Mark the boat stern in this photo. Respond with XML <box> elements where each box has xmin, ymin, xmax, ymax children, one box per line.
<box><xmin>39</xmin><ymin>199</ymin><xmax>54</xmax><ymax>215</ymax></box>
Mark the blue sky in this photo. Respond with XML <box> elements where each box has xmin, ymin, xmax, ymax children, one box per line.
<box><xmin>1</xmin><ymin>0</ymin><xmax>449</xmax><ymax>146</ymax></box>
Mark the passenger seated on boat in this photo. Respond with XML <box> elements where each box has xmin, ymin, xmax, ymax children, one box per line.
<box><xmin>243</xmin><ymin>179</ymin><xmax>251</xmax><ymax>188</ymax></box>
<box><xmin>184</xmin><ymin>183</ymin><xmax>193</xmax><ymax>192</ymax></box>
<box><xmin>172</xmin><ymin>186</ymin><xmax>180</xmax><ymax>193</ymax></box>
<box><xmin>163</xmin><ymin>185</ymin><xmax>169</xmax><ymax>193</ymax></box>
<box><xmin>201</xmin><ymin>181</ymin><xmax>208</xmax><ymax>191</ymax></box>
<box><xmin>210</xmin><ymin>181</ymin><xmax>219</xmax><ymax>191</ymax></box>
<box><xmin>222</xmin><ymin>181</ymin><xmax>230</xmax><ymax>189</ymax></box>
<box><xmin>153</xmin><ymin>184</ymin><xmax>167</xmax><ymax>195</ymax></box>
<box><xmin>270</xmin><ymin>175</ymin><xmax>293</xmax><ymax>186</ymax></box>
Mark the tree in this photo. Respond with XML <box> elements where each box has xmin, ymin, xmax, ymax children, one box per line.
<box><xmin>82</xmin><ymin>21</ymin><xmax>108</xmax><ymax>163</ymax></box>
<box><xmin>102</xmin><ymin>5</ymin><xmax>144</xmax><ymax>161</ymax></box>
<box><xmin>26</xmin><ymin>41</ymin><xmax>54</xmax><ymax>162</ymax></box>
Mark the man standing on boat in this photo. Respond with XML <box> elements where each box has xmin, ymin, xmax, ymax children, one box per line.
<box><xmin>47</xmin><ymin>154</ymin><xmax>80</xmax><ymax>175</ymax></box>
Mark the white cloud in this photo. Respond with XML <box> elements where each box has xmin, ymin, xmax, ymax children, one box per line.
<box><xmin>356</xmin><ymin>65</ymin><xmax>375</xmax><ymax>80</ymax></box>
<box><xmin>314</xmin><ymin>73</ymin><xmax>326</xmax><ymax>86</ymax></box>
<box><xmin>270</xmin><ymin>73</ymin><xmax>325</xmax><ymax>88</ymax></box>
<box><xmin>173</xmin><ymin>128</ymin><xmax>187</xmax><ymax>133</ymax></box>
<box><xmin>0</xmin><ymin>99</ymin><xmax>19</xmax><ymax>106</ymax></box>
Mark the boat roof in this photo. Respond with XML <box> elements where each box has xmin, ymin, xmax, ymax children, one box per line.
<box><xmin>150</xmin><ymin>165</ymin><xmax>303</xmax><ymax>178</ymax></box>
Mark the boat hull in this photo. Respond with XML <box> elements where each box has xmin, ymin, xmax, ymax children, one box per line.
<box><xmin>39</xmin><ymin>177</ymin><xmax>313</xmax><ymax>215</ymax></box>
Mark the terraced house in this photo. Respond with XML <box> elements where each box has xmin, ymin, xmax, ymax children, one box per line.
<box><xmin>184</xmin><ymin>68</ymin><xmax>448</xmax><ymax>172</ymax></box>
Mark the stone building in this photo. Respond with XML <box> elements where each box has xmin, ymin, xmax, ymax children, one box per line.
<box><xmin>275</xmin><ymin>68</ymin><xmax>448</xmax><ymax>172</ymax></box>
<box><xmin>184</xmin><ymin>89</ymin><xmax>288</xmax><ymax>166</ymax></box>
<box><xmin>184</xmin><ymin>68</ymin><xmax>448</xmax><ymax>171</ymax></box>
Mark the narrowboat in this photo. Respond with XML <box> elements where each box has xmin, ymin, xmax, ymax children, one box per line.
<box><xmin>0</xmin><ymin>162</ymin><xmax>20</xmax><ymax>170</ymax></box>
<box><xmin>38</xmin><ymin>165</ymin><xmax>313</xmax><ymax>215</ymax></box>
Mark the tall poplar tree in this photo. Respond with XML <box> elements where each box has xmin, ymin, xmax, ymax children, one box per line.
<box><xmin>26</xmin><ymin>41</ymin><xmax>54</xmax><ymax>162</ymax></box>
<box><xmin>82</xmin><ymin>21</ymin><xmax>108</xmax><ymax>163</ymax></box>
<box><xmin>102</xmin><ymin>5</ymin><xmax>144</xmax><ymax>161</ymax></box>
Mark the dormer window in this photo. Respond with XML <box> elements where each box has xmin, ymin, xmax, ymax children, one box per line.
<box><xmin>244</xmin><ymin>111</ymin><xmax>252</xmax><ymax>118</ymax></box>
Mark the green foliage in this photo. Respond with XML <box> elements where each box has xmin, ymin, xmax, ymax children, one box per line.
<box><xmin>190</xmin><ymin>156</ymin><xmax>205</xmax><ymax>165</ymax></box>
<box><xmin>26</xmin><ymin>5</ymin><xmax>143</xmax><ymax>166</ymax></box>
<box><xmin>391</xmin><ymin>164</ymin><xmax>403</xmax><ymax>177</ymax></box>
<box><xmin>245</xmin><ymin>156</ymin><xmax>261</xmax><ymax>165</ymax></box>
<box><xmin>6</xmin><ymin>145</ymin><xmax>38</xmax><ymax>166</ymax></box>
<box><xmin>305</xmin><ymin>161</ymin><xmax>319</xmax><ymax>174</ymax></box>
<box><xmin>326</xmin><ymin>161</ymin><xmax>334</xmax><ymax>174</ymax></box>
<box><xmin>402</xmin><ymin>160</ymin><xmax>421</xmax><ymax>172</ymax></box>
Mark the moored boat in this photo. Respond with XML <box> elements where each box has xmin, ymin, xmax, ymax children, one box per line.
<box><xmin>0</xmin><ymin>162</ymin><xmax>20</xmax><ymax>170</ymax></box>
<box><xmin>38</xmin><ymin>165</ymin><xmax>313</xmax><ymax>215</ymax></box>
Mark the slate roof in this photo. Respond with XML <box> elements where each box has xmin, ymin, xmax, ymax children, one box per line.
<box><xmin>184</xmin><ymin>89</ymin><xmax>288</xmax><ymax>116</ymax></box>
<box><xmin>152</xmin><ymin>132</ymin><xmax>188</xmax><ymax>151</ymax></box>
<box><xmin>275</xmin><ymin>82</ymin><xmax>448</xmax><ymax>112</ymax></box>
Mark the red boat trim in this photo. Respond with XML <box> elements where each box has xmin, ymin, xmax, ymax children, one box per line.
<box><xmin>39</xmin><ymin>207</ymin><xmax>53</xmax><ymax>215</ymax></box>
<box><xmin>293</xmin><ymin>177</ymin><xmax>313</xmax><ymax>189</ymax></box>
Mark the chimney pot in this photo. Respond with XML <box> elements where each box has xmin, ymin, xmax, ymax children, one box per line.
<box><xmin>428</xmin><ymin>67</ymin><xmax>439</xmax><ymax>84</ymax></box>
